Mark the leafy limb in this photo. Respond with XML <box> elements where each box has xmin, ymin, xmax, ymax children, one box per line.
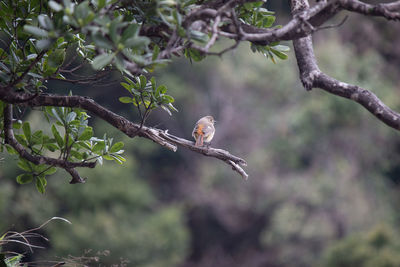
<box><xmin>1</xmin><ymin>90</ymin><xmax>248</xmax><ymax>179</ymax></box>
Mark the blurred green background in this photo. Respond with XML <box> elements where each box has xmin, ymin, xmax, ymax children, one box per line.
<box><xmin>2</xmin><ymin>5</ymin><xmax>400</xmax><ymax>267</ymax></box>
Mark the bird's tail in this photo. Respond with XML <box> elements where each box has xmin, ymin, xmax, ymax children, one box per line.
<box><xmin>195</xmin><ymin>135</ymin><xmax>204</xmax><ymax>147</ymax></box>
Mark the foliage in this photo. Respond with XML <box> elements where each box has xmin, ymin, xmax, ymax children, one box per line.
<box><xmin>2</xmin><ymin>0</ymin><xmax>400</xmax><ymax>266</ymax></box>
<box><xmin>0</xmin><ymin>0</ymin><xmax>288</xmax><ymax>189</ymax></box>
<box><xmin>155</xmin><ymin>34</ymin><xmax>400</xmax><ymax>266</ymax></box>
<box><xmin>119</xmin><ymin>74</ymin><xmax>177</xmax><ymax>122</ymax></box>
<box><xmin>0</xmin><ymin>143</ymin><xmax>189</xmax><ymax>266</ymax></box>
<box><xmin>1</xmin><ymin>104</ymin><xmax>127</xmax><ymax>193</ymax></box>
<box><xmin>321</xmin><ymin>225</ymin><xmax>400</xmax><ymax>267</ymax></box>
<box><xmin>0</xmin><ymin>32</ymin><xmax>400</xmax><ymax>265</ymax></box>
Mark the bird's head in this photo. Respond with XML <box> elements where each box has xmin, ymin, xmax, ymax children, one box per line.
<box><xmin>204</xmin><ymin>115</ymin><xmax>215</xmax><ymax>124</ymax></box>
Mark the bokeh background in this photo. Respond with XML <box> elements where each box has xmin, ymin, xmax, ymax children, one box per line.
<box><xmin>2</xmin><ymin>2</ymin><xmax>400</xmax><ymax>266</ymax></box>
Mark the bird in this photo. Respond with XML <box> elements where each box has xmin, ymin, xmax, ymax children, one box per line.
<box><xmin>192</xmin><ymin>115</ymin><xmax>216</xmax><ymax>147</ymax></box>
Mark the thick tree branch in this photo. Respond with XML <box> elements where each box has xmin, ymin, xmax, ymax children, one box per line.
<box><xmin>0</xmin><ymin>89</ymin><xmax>248</xmax><ymax>179</ymax></box>
<box><xmin>187</xmin><ymin>0</ymin><xmax>341</xmax><ymax>46</ymax></box>
<box><xmin>185</xmin><ymin>0</ymin><xmax>400</xmax><ymax>53</ymax></box>
<box><xmin>339</xmin><ymin>0</ymin><xmax>400</xmax><ymax>20</ymax></box>
<box><xmin>291</xmin><ymin>0</ymin><xmax>400</xmax><ymax>131</ymax></box>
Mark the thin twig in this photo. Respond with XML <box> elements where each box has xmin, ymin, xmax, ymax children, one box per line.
<box><xmin>204</xmin><ymin>16</ymin><xmax>221</xmax><ymax>51</ymax></box>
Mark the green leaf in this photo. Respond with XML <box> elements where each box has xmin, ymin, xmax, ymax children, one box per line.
<box><xmin>162</xmin><ymin>95</ymin><xmax>175</xmax><ymax>104</ymax></box>
<box><xmin>78</xmin><ymin>127</ymin><xmax>93</xmax><ymax>141</ymax></box>
<box><xmin>43</xmin><ymin>167</ymin><xmax>57</xmax><ymax>175</ymax></box>
<box><xmin>52</xmin><ymin>125</ymin><xmax>64</xmax><ymax>148</ymax></box>
<box><xmin>70</xmin><ymin>149</ymin><xmax>83</xmax><ymax>160</ymax></box>
<box><xmin>184</xmin><ymin>48</ymin><xmax>205</xmax><ymax>62</ymax></box>
<box><xmin>97</xmin><ymin>0</ymin><xmax>106</xmax><ymax>9</ymax></box>
<box><xmin>66</xmin><ymin>111</ymin><xmax>77</xmax><ymax>123</ymax></box>
<box><xmin>48</xmin><ymin>49</ymin><xmax>66</xmax><ymax>68</ymax></box>
<box><xmin>15</xmin><ymin>134</ymin><xmax>28</xmax><ymax>147</ymax></box>
<box><xmin>120</xmin><ymin>82</ymin><xmax>132</xmax><ymax>93</ymax></box>
<box><xmin>122</xmin><ymin>50</ymin><xmax>146</xmax><ymax>65</ymax></box>
<box><xmin>92</xmin><ymin>53</ymin><xmax>114</xmax><ymax>70</ymax></box>
<box><xmin>78</xmin><ymin>141</ymin><xmax>91</xmax><ymax>150</ymax></box>
<box><xmin>258</xmin><ymin>7</ymin><xmax>275</xmax><ymax>15</ymax></box>
<box><xmin>49</xmin><ymin>1</ymin><xmax>63</xmax><ymax>12</ymax></box>
<box><xmin>36</xmin><ymin>39</ymin><xmax>53</xmax><ymax>50</ymax></box>
<box><xmin>156</xmin><ymin>85</ymin><xmax>167</xmax><ymax>95</ymax></box>
<box><xmin>109</xmin><ymin>19</ymin><xmax>121</xmax><ymax>43</ymax></box>
<box><xmin>52</xmin><ymin>108</ymin><xmax>64</xmax><ymax>124</ymax></box>
<box><xmin>17</xmin><ymin>173</ymin><xmax>34</xmax><ymax>184</ymax></box>
<box><xmin>75</xmin><ymin>1</ymin><xmax>89</xmax><ymax>20</ymax></box>
<box><xmin>111</xmin><ymin>154</ymin><xmax>126</xmax><ymax>164</ymax></box>
<box><xmin>161</xmin><ymin>105</ymin><xmax>172</xmax><ymax>116</ymax></box>
<box><xmin>92</xmin><ymin>33</ymin><xmax>113</xmax><ymax>49</ymax></box>
<box><xmin>139</xmin><ymin>75</ymin><xmax>147</xmax><ymax>89</ymax></box>
<box><xmin>124</xmin><ymin>36</ymin><xmax>150</xmax><ymax>49</ymax></box>
<box><xmin>31</xmin><ymin>130</ymin><xmax>43</xmax><ymax>145</ymax></box>
<box><xmin>114</xmin><ymin>54</ymin><xmax>125</xmax><ymax>72</ymax></box>
<box><xmin>36</xmin><ymin>176</ymin><xmax>47</xmax><ymax>194</ymax></box>
<box><xmin>103</xmin><ymin>154</ymin><xmax>114</xmax><ymax>161</ymax></box>
<box><xmin>22</xmin><ymin>122</ymin><xmax>31</xmax><ymax>142</ymax></box>
<box><xmin>119</xmin><ymin>96</ymin><xmax>133</xmax><ymax>103</ymax></box>
<box><xmin>168</xmin><ymin>102</ymin><xmax>178</xmax><ymax>112</ymax></box>
<box><xmin>110</xmin><ymin>141</ymin><xmax>124</xmax><ymax>153</ymax></box>
<box><xmin>272</xmin><ymin>45</ymin><xmax>290</xmax><ymax>52</ymax></box>
<box><xmin>262</xmin><ymin>16</ymin><xmax>275</xmax><ymax>28</ymax></box>
<box><xmin>121</xmin><ymin>24</ymin><xmax>140</xmax><ymax>43</ymax></box>
<box><xmin>38</xmin><ymin>14</ymin><xmax>54</xmax><ymax>30</ymax></box>
<box><xmin>17</xmin><ymin>159</ymin><xmax>32</xmax><ymax>172</ymax></box>
<box><xmin>189</xmin><ymin>30</ymin><xmax>209</xmax><ymax>43</ymax></box>
<box><xmin>172</xmin><ymin>10</ymin><xmax>182</xmax><ymax>25</ymax></box>
<box><xmin>92</xmin><ymin>141</ymin><xmax>105</xmax><ymax>153</ymax></box>
<box><xmin>45</xmin><ymin>143</ymin><xmax>58</xmax><ymax>152</ymax></box>
<box><xmin>24</xmin><ymin>25</ymin><xmax>49</xmax><ymax>37</ymax></box>
<box><xmin>5</xmin><ymin>144</ymin><xmax>18</xmax><ymax>155</ymax></box>
<box><xmin>270</xmin><ymin>48</ymin><xmax>288</xmax><ymax>60</ymax></box>
<box><xmin>152</xmin><ymin>45</ymin><xmax>160</xmax><ymax>61</ymax></box>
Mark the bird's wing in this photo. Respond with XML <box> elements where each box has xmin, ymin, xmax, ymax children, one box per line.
<box><xmin>202</xmin><ymin>124</ymin><xmax>214</xmax><ymax>135</ymax></box>
<box><xmin>192</xmin><ymin>123</ymin><xmax>204</xmax><ymax>137</ymax></box>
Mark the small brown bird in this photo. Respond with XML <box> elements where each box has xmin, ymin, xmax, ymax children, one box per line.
<box><xmin>192</xmin><ymin>116</ymin><xmax>216</xmax><ymax>147</ymax></box>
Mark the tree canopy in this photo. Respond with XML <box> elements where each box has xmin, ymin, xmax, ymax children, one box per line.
<box><xmin>1</xmin><ymin>0</ymin><xmax>400</xmax><ymax>192</ymax></box>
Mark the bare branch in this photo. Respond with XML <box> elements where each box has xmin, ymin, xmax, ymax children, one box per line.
<box><xmin>204</xmin><ymin>16</ymin><xmax>222</xmax><ymax>51</ymax></box>
<box><xmin>386</xmin><ymin>1</ymin><xmax>400</xmax><ymax>11</ymax></box>
<box><xmin>183</xmin><ymin>0</ymin><xmax>399</xmax><ymax>51</ymax></box>
<box><xmin>158</xmin><ymin>130</ymin><xmax>248</xmax><ymax>178</ymax></box>
<box><xmin>339</xmin><ymin>0</ymin><xmax>400</xmax><ymax>20</ymax></box>
<box><xmin>291</xmin><ymin>0</ymin><xmax>400</xmax><ymax>131</ymax></box>
<box><xmin>49</xmin><ymin>71</ymin><xmax>110</xmax><ymax>85</ymax></box>
<box><xmin>317</xmin><ymin>15</ymin><xmax>348</xmax><ymax>31</ymax></box>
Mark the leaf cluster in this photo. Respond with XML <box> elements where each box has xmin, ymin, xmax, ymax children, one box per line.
<box><xmin>0</xmin><ymin>101</ymin><xmax>125</xmax><ymax>193</ymax></box>
<box><xmin>120</xmin><ymin>75</ymin><xmax>177</xmax><ymax>123</ymax></box>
